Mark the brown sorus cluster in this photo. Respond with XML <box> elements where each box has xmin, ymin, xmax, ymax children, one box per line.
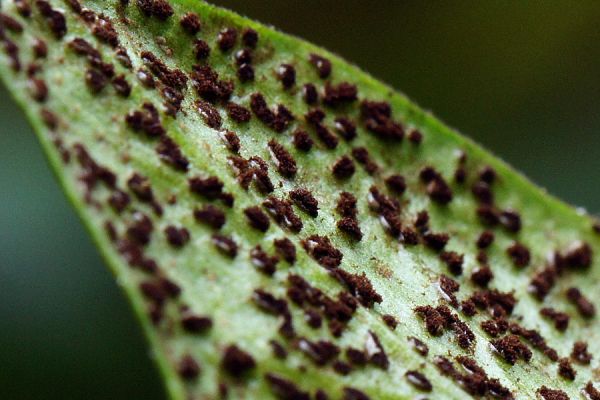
<box><xmin>336</xmin><ymin>192</ymin><xmax>362</xmax><ymax>240</ymax></box>
<box><xmin>476</xmin><ymin>230</ymin><xmax>494</xmax><ymax>248</ymax></box>
<box><xmin>540</xmin><ymin>307</ymin><xmax>569</xmax><ymax>331</ymax></box>
<box><xmin>193</xmin><ymin>39</ymin><xmax>210</xmax><ymax>60</ymax></box>
<box><xmin>414</xmin><ymin>305</ymin><xmax>475</xmax><ymax>349</ymax></box>
<box><xmin>585</xmin><ymin>382</ymin><xmax>600</xmax><ymax>400</ymax></box>
<box><xmin>286</xmin><ymin>274</ymin><xmax>358</xmax><ymax>337</ymax></box>
<box><xmin>360</xmin><ymin>100</ymin><xmax>404</xmax><ymax>141</ymax></box>
<box><xmin>194</xmin><ymin>204</ymin><xmax>226</xmax><ymax>229</ymax></box>
<box><xmin>309</xmin><ymin>53</ymin><xmax>331</xmax><ymax>78</ymax></box>
<box><xmin>471</xmin><ymin>265</ymin><xmax>493</xmax><ymax>287</ymax></box>
<box><xmin>491</xmin><ymin>334</ymin><xmax>532</xmax><ymax>365</ymax></box>
<box><xmin>277</xmin><ymin>63</ymin><xmax>296</xmax><ymax>89</ymax></box>
<box><xmin>251</xmin><ymin>92</ymin><xmax>294</xmax><ymax>132</ymax></box>
<box><xmin>301</xmin><ymin>235</ymin><xmax>343</xmax><ymax>269</ymax></box>
<box><xmin>177</xmin><ymin>355</ymin><xmax>200</xmax><ymax>380</ymax></box>
<box><xmin>440</xmin><ymin>251</ymin><xmax>464</xmax><ymax>275</ymax></box>
<box><xmin>566</xmin><ymin>287</ymin><xmax>596</xmax><ymax>318</ymax></box>
<box><xmin>211</xmin><ymin>234</ymin><xmax>238</xmax><ymax>258</ymax></box>
<box><xmin>268</xmin><ymin>139</ymin><xmax>297</xmax><ymax>178</ymax></box>
<box><xmin>221</xmin><ymin>345</ymin><xmax>256</xmax><ymax>377</ymax></box>
<box><xmin>439</xmin><ymin>274</ymin><xmax>460</xmax><ymax>308</ymax></box>
<box><xmin>181</xmin><ymin>313</ymin><xmax>212</xmax><ymax>333</ymax></box>
<box><xmin>226</xmin><ymin>101</ymin><xmax>251</xmax><ymax>122</ymax></box>
<box><xmin>126</xmin><ymin>102</ymin><xmax>166</xmax><ymax>137</ymax></box>
<box><xmin>481</xmin><ymin>317</ymin><xmax>508</xmax><ymax>338</ymax></box>
<box><xmin>189</xmin><ymin>176</ymin><xmax>224</xmax><ymax>199</ymax></box>
<box><xmin>537</xmin><ymin>386</ymin><xmax>570</xmax><ymax>400</ymax></box>
<box><xmin>263</xmin><ymin>196</ymin><xmax>303</xmax><ymax>233</ymax></box>
<box><xmin>156</xmin><ymin>136</ymin><xmax>190</xmax><ymax>171</ymax></box>
<box><xmin>405</xmin><ymin>370</ymin><xmax>432</xmax><ymax>392</ymax></box>
<box><xmin>433</xmin><ymin>356</ymin><xmax>512</xmax><ymax>399</ymax></box>
<box><xmin>5</xmin><ymin>2</ymin><xmax>599</xmax><ymax>398</ymax></box>
<box><xmin>137</xmin><ymin>0</ymin><xmax>174</xmax><ymax>20</ymax></box>
<box><xmin>164</xmin><ymin>225</ymin><xmax>190</xmax><ymax>247</ymax></box>
<box><xmin>273</xmin><ymin>238</ymin><xmax>296</xmax><ymax>264</ymax></box>
<box><xmin>292</xmin><ymin>129</ymin><xmax>313</xmax><ymax>151</ymax></box>
<box><xmin>381</xmin><ymin>314</ymin><xmax>398</xmax><ymax>330</ymax></box>
<box><xmin>557</xmin><ymin>357</ymin><xmax>576</xmax><ymax>380</ymax></box>
<box><xmin>419</xmin><ymin>166</ymin><xmax>453</xmax><ymax>204</ymax></box>
<box><xmin>331</xmin><ymin>269</ymin><xmax>382</xmax><ymax>307</ymax></box>
<box><xmin>352</xmin><ymin>147</ymin><xmax>379</xmax><ymax>175</ymax></box>
<box><xmin>407</xmin><ymin>336</ymin><xmax>429</xmax><ymax>356</ymax></box>
<box><xmin>244</xmin><ymin>206</ymin><xmax>270</xmax><ymax>232</ymax></box>
<box><xmin>180</xmin><ymin>12</ymin><xmax>201</xmax><ymax>35</ymax></box>
<box><xmin>571</xmin><ymin>341</ymin><xmax>592</xmax><ymax>364</ymax></box>
<box><xmin>305</xmin><ymin>108</ymin><xmax>339</xmax><ymax>149</ymax></box>
<box><xmin>289</xmin><ymin>188</ymin><xmax>319</xmax><ymax>217</ymax></box>
<box><xmin>265</xmin><ymin>373</ymin><xmax>310</xmax><ymax>400</ymax></box>
<box><xmin>506</xmin><ymin>242</ymin><xmax>530</xmax><ymax>267</ymax></box>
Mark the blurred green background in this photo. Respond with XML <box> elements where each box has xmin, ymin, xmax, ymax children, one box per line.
<box><xmin>2</xmin><ymin>1</ymin><xmax>600</xmax><ymax>398</ymax></box>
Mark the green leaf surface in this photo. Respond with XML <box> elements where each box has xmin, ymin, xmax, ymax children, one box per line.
<box><xmin>1</xmin><ymin>1</ymin><xmax>599</xmax><ymax>399</ymax></box>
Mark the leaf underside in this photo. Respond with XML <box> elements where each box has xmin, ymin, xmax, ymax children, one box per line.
<box><xmin>1</xmin><ymin>1</ymin><xmax>599</xmax><ymax>399</ymax></box>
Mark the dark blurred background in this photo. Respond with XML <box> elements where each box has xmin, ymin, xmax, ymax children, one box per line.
<box><xmin>2</xmin><ymin>1</ymin><xmax>600</xmax><ymax>398</ymax></box>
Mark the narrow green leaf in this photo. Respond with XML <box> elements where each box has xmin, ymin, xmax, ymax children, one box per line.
<box><xmin>1</xmin><ymin>1</ymin><xmax>599</xmax><ymax>399</ymax></box>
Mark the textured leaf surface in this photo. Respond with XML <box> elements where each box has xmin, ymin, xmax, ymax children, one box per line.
<box><xmin>1</xmin><ymin>1</ymin><xmax>599</xmax><ymax>399</ymax></box>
